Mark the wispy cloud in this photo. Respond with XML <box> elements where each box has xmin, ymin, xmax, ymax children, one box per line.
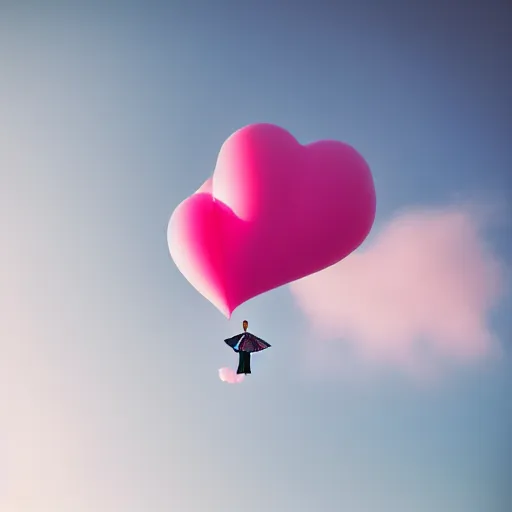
<box><xmin>290</xmin><ymin>204</ymin><xmax>508</xmax><ymax>377</ymax></box>
<box><xmin>218</xmin><ymin>367</ymin><xmax>244</xmax><ymax>384</ymax></box>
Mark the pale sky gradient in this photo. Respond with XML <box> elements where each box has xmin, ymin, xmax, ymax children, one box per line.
<box><xmin>1</xmin><ymin>1</ymin><xmax>511</xmax><ymax>511</ymax></box>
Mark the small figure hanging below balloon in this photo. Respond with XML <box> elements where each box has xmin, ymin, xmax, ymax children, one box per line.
<box><xmin>224</xmin><ymin>320</ymin><xmax>271</xmax><ymax>375</ymax></box>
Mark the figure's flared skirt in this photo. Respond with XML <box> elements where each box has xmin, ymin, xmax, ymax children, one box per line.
<box><xmin>224</xmin><ymin>332</ymin><xmax>271</xmax><ymax>353</ymax></box>
<box><xmin>237</xmin><ymin>351</ymin><xmax>251</xmax><ymax>374</ymax></box>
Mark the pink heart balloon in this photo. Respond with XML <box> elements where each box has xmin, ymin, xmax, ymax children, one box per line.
<box><xmin>168</xmin><ymin>123</ymin><xmax>376</xmax><ymax>317</ymax></box>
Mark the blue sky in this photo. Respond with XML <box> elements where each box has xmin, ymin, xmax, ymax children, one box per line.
<box><xmin>1</xmin><ymin>1</ymin><xmax>511</xmax><ymax>511</ymax></box>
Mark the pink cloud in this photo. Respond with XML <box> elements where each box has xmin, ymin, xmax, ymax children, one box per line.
<box><xmin>218</xmin><ymin>367</ymin><xmax>244</xmax><ymax>384</ymax></box>
<box><xmin>290</xmin><ymin>205</ymin><xmax>508</xmax><ymax>376</ymax></box>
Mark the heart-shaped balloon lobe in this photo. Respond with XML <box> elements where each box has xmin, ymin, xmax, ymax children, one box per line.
<box><xmin>168</xmin><ymin>123</ymin><xmax>376</xmax><ymax>317</ymax></box>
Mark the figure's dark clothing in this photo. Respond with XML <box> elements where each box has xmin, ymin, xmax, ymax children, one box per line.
<box><xmin>224</xmin><ymin>331</ymin><xmax>271</xmax><ymax>375</ymax></box>
<box><xmin>237</xmin><ymin>351</ymin><xmax>251</xmax><ymax>374</ymax></box>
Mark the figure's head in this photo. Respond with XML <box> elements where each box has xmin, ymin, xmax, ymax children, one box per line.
<box><xmin>242</xmin><ymin>320</ymin><xmax>248</xmax><ymax>331</ymax></box>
